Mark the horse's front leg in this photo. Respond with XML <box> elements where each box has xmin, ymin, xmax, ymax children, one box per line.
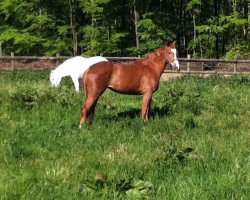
<box><xmin>141</xmin><ymin>92</ymin><xmax>152</xmax><ymax>121</ymax></box>
<box><xmin>71</xmin><ymin>75</ymin><xmax>80</xmax><ymax>92</ymax></box>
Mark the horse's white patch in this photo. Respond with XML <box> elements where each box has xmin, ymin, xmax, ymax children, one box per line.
<box><xmin>50</xmin><ymin>70</ymin><xmax>61</xmax><ymax>87</ymax></box>
<box><xmin>171</xmin><ymin>48</ymin><xmax>180</xmax><ymax>70</ymax></box>
<box><xmin>50</xmin><ymin>56</ymin><xmax>108</xmax><ymax>92</ymax></box>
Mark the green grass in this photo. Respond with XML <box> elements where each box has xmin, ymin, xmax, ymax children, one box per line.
<box><xmin>0</xmin><ymin>70</ymin><xmax>249</xmax><ymax>199</ymax></box>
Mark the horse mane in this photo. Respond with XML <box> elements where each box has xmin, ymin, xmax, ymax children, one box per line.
<box><xmin>119</xmin><ymin>42</ymin><xmax>173</xmax><ymax>66</ymax></box>
<box><xmin>133</xmin><ymin>45</ymin><xmax>166</xmax><ymax>65</ymax></box>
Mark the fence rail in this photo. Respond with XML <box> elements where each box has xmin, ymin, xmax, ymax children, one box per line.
<box><xmin>0</xmin><ymin>53</ymin><xmax>250</xmax><ymax>75</ymax></box>
<box><xmin>1</xmin><ymin>55</ymin><xmax>250</xmax><ymax>63</ymax></box>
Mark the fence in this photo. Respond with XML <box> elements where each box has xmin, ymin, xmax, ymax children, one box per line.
<box><xmin>0</xmin><ymin>53</ymin><xmax>250</xmax><ymax>75</ymax></box>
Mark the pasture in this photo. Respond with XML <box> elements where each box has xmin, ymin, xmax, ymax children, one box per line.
<box><xmin>0</xmin><ymin>70</ymin><xmax>249</xmax><ymax>199</ymax></box>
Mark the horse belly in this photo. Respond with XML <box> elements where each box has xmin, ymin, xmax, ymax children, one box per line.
<box><xmin>109</xmin><ymin>71</ymin><xmax>143</xmax><ymax>94</ymax></box>
<box><xmin>108</xmin><ymin>85</ymin><xmax>142</xmax><ymax>95</ymax></box>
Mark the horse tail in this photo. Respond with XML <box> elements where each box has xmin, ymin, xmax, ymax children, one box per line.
<box><xmin>82</xmin><ymin>69</ymin><xmax>90</xmax><ymax>99</ymax></box>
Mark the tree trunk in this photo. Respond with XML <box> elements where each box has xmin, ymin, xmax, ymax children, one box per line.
<box><xmin>134</xmin><ymin>5</ymin><xmax>140</xmax><ymax>49</ymax></box>
<box><xmin>69</xmin><ymin>0</ymin><xmax>78</xmax><ymax>56</ymax></box>
<box><xmin>193</xmin><ymin>13</ymin><xmax>196</xmax><ymax>55</ymax></box>
<box><xmin>214</xmin><ymin>0</ymin><xmax>219</xmax><ymax>58</ymax></box>
<box><xmin>243</xmin><ymin>0</ymin><xmax>248</xmax><ymax>38</ymax></box>
<box><xmin>0</xmin><ymin>41</ymin><xmax>2</xmax><ymax>57</ymax></box>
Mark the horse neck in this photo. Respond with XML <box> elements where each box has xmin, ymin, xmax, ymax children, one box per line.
<box><xmin>146</xmin><ymin>50</ymin><xmax>167</xmax><ymax>78</ymax></box>
<box><xmin>54</xmin><ymin>64</ymin><xmax>69</xmax><ymax>79</ymax></box>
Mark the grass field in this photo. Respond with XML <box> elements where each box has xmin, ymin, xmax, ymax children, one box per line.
<box><xmin>0</xmin><ymin>70</ymin><xmax>249</xmax><ymax>199</ymax></box>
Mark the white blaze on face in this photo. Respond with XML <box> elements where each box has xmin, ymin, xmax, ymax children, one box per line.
<box><xmin>170</xmin><ymin>48</ymin><xmax>180</xmax><ymax>70</ymax></box>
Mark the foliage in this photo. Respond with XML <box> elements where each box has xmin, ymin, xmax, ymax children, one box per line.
<box><xmin>188</xmin><ymin>34</ymin><xmax>216</xmax><ymax>58</ymax></box>
<box><xmin>0</xmin><ymin>0</ymin><xmax>249</xmax><ymax>58</ymax></box>
<box><xmin>186</xmin><ymin>0</ymin><xmax>201</xmax><ymax>13</ymax></box>
<box><xmin>81</xmin><ymin>25</ymin><xmax>127</xmax><ymax>56</ymax></box>
<box><xmin>80</xmin><ymin>0</ymin><xmax>127</xmax><ymax>56</ymax></box>
<box><xmin>127</xmin><ymin>13</ymin><xmax>175</xmax><ymax>55</ymax></box>
<box><xmin>0</xmin><ymin>70</ymin><xmax>250</xmax><ymax>199</ymax></box>
<box><xmin>0</xmin><ymin>0</ymin><xmax>72</xmax><ymax>56</ymax></box>
<box><xmin>225</xmin><ymin>42</ymin><xmax>250</xmax><ymax>59</ymax></box>
<box><xmin>190</xmin><ymin>11</ymin><xmax>249</xmax><ymax>58</ymax></box>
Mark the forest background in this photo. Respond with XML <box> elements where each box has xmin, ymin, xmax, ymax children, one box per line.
<box><xmin>0</xmin><ymin>0</ymin><xmax>249</xmax><ymax>59</ymax></box>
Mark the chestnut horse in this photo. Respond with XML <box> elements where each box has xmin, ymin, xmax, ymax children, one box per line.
<box><xmin>79</xmin><ymin>41</ymin><xmax>179</xmax><ymax>127</ymax></box>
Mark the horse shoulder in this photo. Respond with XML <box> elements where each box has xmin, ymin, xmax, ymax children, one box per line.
<box><xmin>139</xmin><ymin>67</ymin><xmax>159</xmax><ymax>93</ymax></box>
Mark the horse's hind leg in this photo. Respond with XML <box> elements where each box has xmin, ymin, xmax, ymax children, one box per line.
<box><xmin>79</xmin><ymin>69</ymin><xmax>108</xmax><ymax>127</ymax></box>
<box><xmin>87</xmin><ymin>99</ymin><xmax>98</xmax><ymax>124</ymax></box>
<box><xmin>79</xmin><ymin>96</ymin><xmax>96</xmax><ymax>127</ymax></box>
<box><xmin>79</xmin><ymin>94</ymin><xmax>103</xmax><ymax>127</ymax></box>
<box><xmin>79</xmin><ymin>102</ymin><xmax>90</xmax><ymax>128</ymax></box>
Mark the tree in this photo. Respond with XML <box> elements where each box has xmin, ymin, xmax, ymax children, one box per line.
<box><xmin>69</xmin><ymin>0</ymin><xmax>78</xmax><ymax>56</ymax></box>
<box><xmin>187</xmin><ymin>0</ymin><xmax>201</xmax><ymax>56</ymax></box>
<box><xmin>80</xmin><ymin>0</ymin><xmax>127</xmax><ymax>56</ymax></box>
<box><xmin>0</xmin><ymin>0</ymin><xmax>73</xmax><ymax>55</ymax></box>
<box><xmin>188</xmin><ymin>0</ymin><xmax>249</xmax><ymax>58</ymax></box>
<box><xmin>127</xmin><ymin>12</ymin><xmax>175</xmax><ymax>55</ymax></box>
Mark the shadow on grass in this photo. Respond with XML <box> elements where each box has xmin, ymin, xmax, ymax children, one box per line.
<box><xmin>103</xmin><ymin>104</ymin><xmax>171</xmax><ymax>121</ymax></box>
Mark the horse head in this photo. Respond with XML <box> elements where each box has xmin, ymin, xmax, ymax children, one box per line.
<box><xmin>50</xmin><ymin>70</ymin><xmax>61</xmax><ymax>87</ymax></box>
<box><xmin>166</xmin><ymin>41</ymin><xmax>180</xmax><ymax>70</ymax></box>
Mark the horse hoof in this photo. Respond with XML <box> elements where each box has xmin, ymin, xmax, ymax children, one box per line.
<box><xmin>79</xmin><ymin>124</ymin><xmax>82</xmax><ymax>129</ymax></box>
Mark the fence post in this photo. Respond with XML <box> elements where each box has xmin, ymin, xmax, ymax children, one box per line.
<box><xmin>0</xmin><ymin>41</ymin><xmax>2</xmax><ymax>62</ymax></box>
<box><xmin>233</xmin><ymin>56</ymin><xmax>237</xmax><ymax>73</ymax></box>
<box><xmin>0</xmin><ymin>41</ymin><xmax>2</xmax><ymax>57</ymax></box>
<box><xmin>56</xmin><ymin>53</ymin><xmax>60</xmax><ymax>66</ymax></box>
<box><xmin>11</xmin><ymin>52</ymin><xmax>14</xmax><ymax>70</ymax></box>
<box><xmin>187</xmin><ymin>54</ymin><xmax>191</xmax><ymax>72</ymax></box>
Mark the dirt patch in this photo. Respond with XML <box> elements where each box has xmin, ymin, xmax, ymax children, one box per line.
<box><xmin>160</xmin><ymin>73</ymin><xmax>183</xmax><ymax>81</ymax></box>
<box><xmin>0</xmin><ymin>59</ymin><xmax>59</xmax><ymax>70</ymax></box>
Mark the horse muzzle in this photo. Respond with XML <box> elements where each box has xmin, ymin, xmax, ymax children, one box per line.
<box><xmin>170</xmin><ymin>59</ymin><xmax>180</xmax><ymax>70</ymax></box>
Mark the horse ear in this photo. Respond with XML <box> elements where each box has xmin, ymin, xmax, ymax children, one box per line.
<box><xmin>166</xmin><ymin>41</ymin><xmax>176</xmax><ymax>48</ymax></box>
<box><xmin>165</xmin><ymin>45</ymin><xmax>171</xmax><ymax>50</ymax></box>
<box><xmin>172</xmin><ymin>41</ymin><xmax>176</xmax><ymax>48</ymax></box>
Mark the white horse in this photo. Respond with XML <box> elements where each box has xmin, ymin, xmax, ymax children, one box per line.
<box><xmin>50</xmin><ymin>56</ymin><xmax>108</xmax><ymax>92</ymax></box>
